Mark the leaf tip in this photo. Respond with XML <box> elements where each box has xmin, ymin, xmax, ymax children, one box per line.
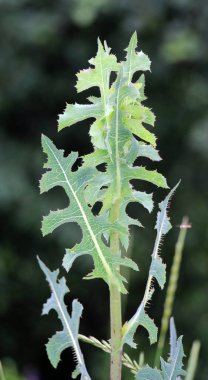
<box><xmin>131</xmin><ymin>30</ymin><xmax>138</xmax><ymax>43</ymax></box>
<box><xmin>97</xmin><ymin>37</ymin><xmax>103</xmax><ymax>50</ymax></box>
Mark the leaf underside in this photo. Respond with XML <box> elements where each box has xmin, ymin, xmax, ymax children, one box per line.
<box><xmin>122</xmin><ymin>184</ymin><xmax>179</xmax><ymax>348</ymax></box>
<box><xmin>37</xmin><ymin>257</ymin><xmax>91</xmax><ymax>380</ymax></box>
<box><xmin>40</xmin><ymin>134</ymin><xmax>138</xmax><ymax>294</ymax></box>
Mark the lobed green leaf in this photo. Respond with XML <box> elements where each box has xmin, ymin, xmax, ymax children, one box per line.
<box><xmin>123</xmin><ymin>32</ymin><xmax>151</xmax><ymax>83</ymax></box>
<box><xmin>58</xmin><ymin>102</ymin><xmax>103</xmax><ymax>131</ymax></box>
<box><xmin>37</xmin><ymin>257</ymin><xmax>91</xmax><ymax>379</ymax></box>
<box><xmin>122</xmin><ymin>185</ymin><xmax>179</xmax><ymax>348</ymax></box>
<box><xmin>76</xmin><ymin>39</ymin><xmax>119</xmax><ymax>94</ymax></box>
<box><xmin>136</xmin><ymin>318</ymin><xmax>186</xmax><ymax>380</ymax></box>
<box><xmin>122</xmin><ymin>304</ymin><xmax>158</xmax><ymax>348</ymax></box>
<box><xmin>40</xmin><ymin>135</ymin><xmax>138</xmax><ymax>293</ymax></box>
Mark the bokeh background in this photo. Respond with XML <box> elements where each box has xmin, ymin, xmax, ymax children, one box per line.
<box><xmin>0</xmin><ymin>0</ymin><xmax>208</xmax><ymax>379</ymax></box>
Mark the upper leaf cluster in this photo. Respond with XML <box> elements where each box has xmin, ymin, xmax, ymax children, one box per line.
<box><xmin>55</xmin><ymin>33</ymin><xmax>168</xmax><ymax>288</ymax></box>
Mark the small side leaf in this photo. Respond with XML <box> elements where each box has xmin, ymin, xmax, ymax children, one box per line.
<box><xmin>123</xmin><ymin>117</ymin><xmax>157</xmax><ymax>146</ymax></box>
<box><xmin>122</xmin><ymin>304</ymin><xmax>158</xmax><ymax>348</ymax></box>
<box><xmin>123</xmin><ymin>32</ymin><xmax>151</xmax><ymax>83</ymax></box>
<box><xmin>124</xmin><ymin>167</ymin><xmax>168</xmax><ymax>189</ymax></box>
<box><xmin>46</xmin><ymin>331</ymin><xmax>70</xmax><ymax>368</ymax></box>
<box><xmin>58</xmin><ymin>102</ymin><xmax>103</xmax><ymax>131</ymax></box>
<box><xmin>132</xmin><ymin>190</ymin><xmax>154</xmax><ymax>213</ymax></box>
<box><xmin>76</xmin><ymin>39</ymin><xmax>119</xmax><ymax>93</ymax></box>
<box><xmin>122</xmin><ymin>185</ymin><xmax>179</xmax><ymax>349</ymax></box>
<box><xmin>126</xmin><ymin>139</ymin><xmax>161</xmax><ymax>164</ymax></box>
<box><xmin>63</xmin><ymin>250</ymin><xmax>90</xmax><ymax>272</ymax></box>
<box><xmin>150</xmin><ymin>258</ymin><xmax>166</xmax><ymax>289</ymax></box>
<box><xmin>38</xmin><ymin>257</ymin><xmax>91</xmax><ymax>380</ymax></box>
<box><xmin>160</xmin><ymin>318</ymin><xmax>186</xmax><ymax>380</ymax></box>
<box><xmin>152</xmin><ymin>182</ymin><xmax>181</xmax><ymax>260</ymax></box>
<box><xmin>135</xmin><ymin>318</ymin><xmax>186</xmax><ymax>380</ymax></box>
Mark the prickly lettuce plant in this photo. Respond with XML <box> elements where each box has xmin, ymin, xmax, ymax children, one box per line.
<box><xmin>38</xmin><ymin>33</ymin><xmax>186</xmax><ymax>380</ymax></box>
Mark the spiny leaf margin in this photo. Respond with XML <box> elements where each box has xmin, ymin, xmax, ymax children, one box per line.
<box><xmin>135</xmin><ymin>318</ymin><xmax>186</xmax><ymax>380</ymax></box>
<box><xmin>37</xmin><ymin>257</ymin><xmax>91</xmax><ymax>380</ymax></box>
<box><xmin>122</xmin><ymin>184</ymin><xmax>180</xmax><ymax>348</ymax></box>
<box><xmin>57</xmin><ymin>32</ymin><xmax>168</xmax><ymax>251</ymax></box>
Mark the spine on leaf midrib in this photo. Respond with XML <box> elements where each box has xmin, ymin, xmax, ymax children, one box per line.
<box><xmin>38</xmin><ymin>257</ymin><xmax>91</xmax><ymax>379</ymax></box>
<box><xmin>44</xmin><ymin>263</ymin><xmax>83</xmax><ymax>365</ymax></box>
<box><xmin>122</xmin><ymin>183</ymin><xmax>179</xmax><ymax>347</ymax></box>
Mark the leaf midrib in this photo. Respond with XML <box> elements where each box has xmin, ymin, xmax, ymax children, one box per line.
<box><xmin>47</xmin><ymin>272</ymin><xmax>83</xmax><ymax>365</ymax></box>
<box><xmin>115</xmin><ymin>77</ymin><xmax>122</xmax><ymax>198</ymax></box>
<box><xmin>168</xmin><ymin>340</ymin><xmax>182</xmax><ymax>380</ymax></box>
<box><xmin>152</xmin><ymin>201</ymin><xmax>167</xmax><ymax>260</ymax></box>
<box><xmin>127</xmin><ymin>36</ymin><xmax>135</xmax><ymax>85</ymax></box>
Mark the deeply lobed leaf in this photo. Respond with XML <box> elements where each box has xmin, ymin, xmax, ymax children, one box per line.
<box><xmin>40</xmin><ymin>135</ymin><xmax>138</xmax><ymax>294</ymax></box>
<box><xmin>135</xmin><ymin>318</ymin><xmax>186</xmax><ymax>380</ymax></box>
<box><xmin>122</xmin><ymin>185</ymin><xmax>179</xmax><ymax>348</ymax></box>
<box><xmin>122</xmin><ymin>302</ymin><xmax>158</xmax><ymax>348</ymax></box>
<box><xmin>37</xmin><ymin>257</ymin><xmax>91</xmax><ymax>380</ymax></box>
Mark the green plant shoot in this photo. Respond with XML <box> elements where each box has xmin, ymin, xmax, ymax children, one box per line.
<box><xmin>38</xmin><ymin>32</ymin><xmax>187</xmax><ymax>380</ymax></box>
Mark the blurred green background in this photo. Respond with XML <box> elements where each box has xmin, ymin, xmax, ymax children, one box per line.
<box><xmin>0</xmin><ymin>0</ymin><xmax>207</xmax><ymax>379</ymax></box>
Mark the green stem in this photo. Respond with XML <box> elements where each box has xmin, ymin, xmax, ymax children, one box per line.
<box><xmin>155</xmin><ymin>216</ymin><xmax>189</xmax><ymax>366</ymax></box>
<box><xmin>109</xmin><ymin>199</ymin><xmax>122</xmax><ymax>380</ymax></box>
